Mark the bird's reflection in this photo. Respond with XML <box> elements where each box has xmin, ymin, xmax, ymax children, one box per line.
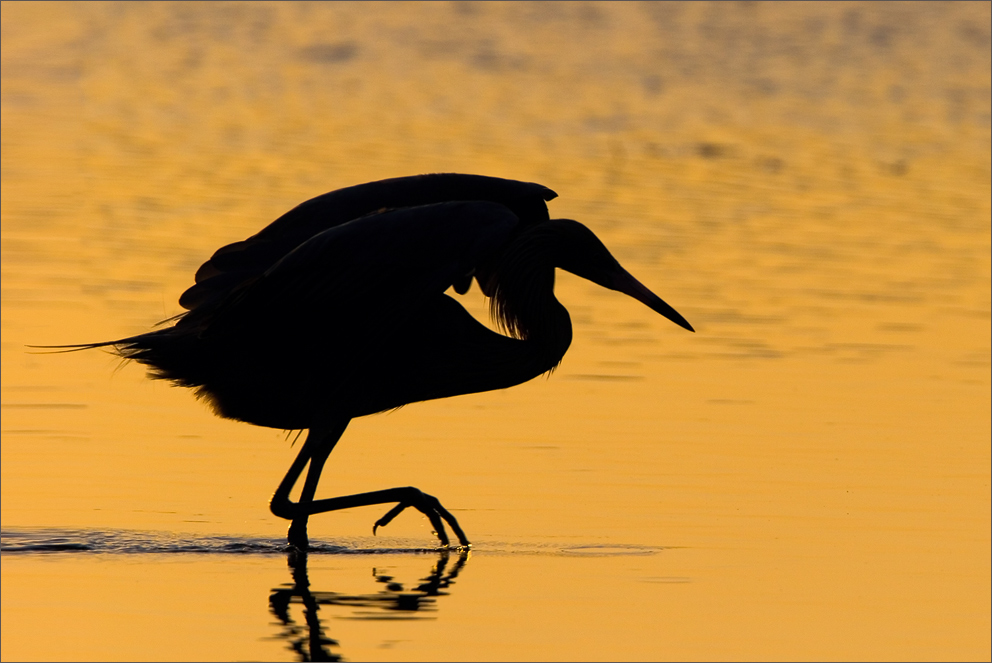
<box><xmin>269</xmin><ymin>548</ymin><xmax>470</xmax><ymax>661</ymax></box>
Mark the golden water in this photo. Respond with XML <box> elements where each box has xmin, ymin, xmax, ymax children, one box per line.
<box><xmin>2</xmin><ymin>2</ymin><xmax>989</xmax><ymax>660</ymax></box>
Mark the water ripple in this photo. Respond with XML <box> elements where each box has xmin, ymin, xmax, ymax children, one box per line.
<box><xmin>0</xmin><ymin>529</ymin><xmax>667</xmax><ymax>557</ymax></box>
<box><xmin>0</xmin><ymin>529</ymin><xmax>446</xmax><ymax>556</ymax></box>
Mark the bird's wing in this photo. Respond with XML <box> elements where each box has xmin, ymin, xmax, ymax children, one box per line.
<box><xmin>179</xmin><ymin>174</ymin><xmax>556</xmax><ymax>311</ymax></box>
<box><xmin>182</xmin><ymin>201</ymin><xmax>520</xmax><ymax>341</ymax></box>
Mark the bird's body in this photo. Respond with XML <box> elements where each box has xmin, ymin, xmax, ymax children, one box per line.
<box><xmin>57</xmin><ymin>174</ymin><xmax>693</xmax><ymax>548</ymax></box>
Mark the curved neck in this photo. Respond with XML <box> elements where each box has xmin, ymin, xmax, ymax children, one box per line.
<box><xmin>485</xmin><ymin>232</ymin><xmax>573</xmax><ymax>373</ymax></box>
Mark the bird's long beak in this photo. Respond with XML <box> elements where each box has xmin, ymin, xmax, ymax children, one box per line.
<box><xmin>609</xmin><ymin>268</ymin><xmax>694</xmax><ymax>332</ymax></box>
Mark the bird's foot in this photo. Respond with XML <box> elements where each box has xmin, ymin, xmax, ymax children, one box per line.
<box><xmin>287</xmin><ymin>519</ymin><xmax>310</xmax><ymax>551</ymax></box>
<box><xmin>371</xmin><ymin>487</ymin><xmax>471</xmax><ymax>548</ymax></box>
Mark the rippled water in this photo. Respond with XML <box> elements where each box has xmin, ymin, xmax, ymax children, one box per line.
<box><xmin>0</xmin><ymin>528</ymin><xmax>662</xmax><ymax>557</ymax></box>
<box><xmin>2</xmin><ymin>2</ymin><xmax>989</xmax><ymax>661</ymax></box>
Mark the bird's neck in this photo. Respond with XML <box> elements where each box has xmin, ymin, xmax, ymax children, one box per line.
<box><xmin>486</xmin><ymin>235</ymin><xmax>573</xmax><ymax>372</ymax></box>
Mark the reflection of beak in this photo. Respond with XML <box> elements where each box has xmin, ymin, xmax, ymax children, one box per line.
<box><xmin>610</xmin><ymin>268</ymin><xmax>695</xmax><ymax>332</ymax></box>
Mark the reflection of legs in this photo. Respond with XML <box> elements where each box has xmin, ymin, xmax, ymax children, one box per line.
<box><xmin>413</xmin><ymin>548</ymin><xmax>471</xmax><ymax>596</ymax></box>
<box><xmin>269</xmin><ymin>550</ymin><xmax>340</xmax><ymax>662</ymax></box>
<box><xmin>270</xmin><ymin>420</ymin><xmax>470</xmax><ymax>548</ymax></box>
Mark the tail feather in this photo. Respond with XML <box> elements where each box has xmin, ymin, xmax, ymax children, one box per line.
<box><xmin>26</xmin><ymin>340</ymin><xmax>135</xmax><ymax>354</ymax></box>
<box><xmin>34</xmin><ymin>329</ymin><xmax>208</xmax><ymax>386</ymax></box>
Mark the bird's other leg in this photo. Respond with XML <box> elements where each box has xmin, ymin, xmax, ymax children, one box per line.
<box><xmin>306</xmin><ymin>486</ymin><xmax>470</xmax><ymax>548</ymax></box>
<box><xmin>371</xmin><ymin>491</ymin><xmax>469</xmax><ymax>545</ymax></box>
<box><xmin>271</xmin><ymin>419</ymin><xmax>349</xmax><ymax>549</ymax></box>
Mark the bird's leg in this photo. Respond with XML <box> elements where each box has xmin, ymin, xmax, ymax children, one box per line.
<box><xmin>286</xmin><ymin>440</ymin><xmax>335</xmax><ymax>549</ymax></box>
<box><xmin>271</xmin><ymin>420</ymin><xmax>348</xmax><ymax>549</ymax></box>
<box><xmin>270</xmin><ymin>420</ymin><xmax>470</xmax><ymax>548</ymax></box>
<box><xmin>305</xmin><ymin>487</ymin><xmax>470</xmax><ymax>547</ymax></box>
<box><xmin>372</xmin><ymin>494</ymin><xmax>466</xmax><ymax>545</ymax></box>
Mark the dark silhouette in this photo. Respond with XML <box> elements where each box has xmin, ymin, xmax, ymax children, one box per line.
<box><xmin>49</xmin><ymin>174</ymin><xmax>693</xmax><ymax>548</ymax></box>
<box><xmin>269</xmin><ymin>548</ymin><xmax>469</xmax><ymax>661</ymax></box>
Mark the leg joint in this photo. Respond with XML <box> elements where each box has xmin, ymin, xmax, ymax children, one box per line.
<box><xmin>270</xmin><ymin>493</ymin><xmax>299</xmax><ymax>521</ymax></box>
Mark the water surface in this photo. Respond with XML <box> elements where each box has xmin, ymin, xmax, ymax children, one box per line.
<box><xmin>2</xmin><ymin>2</ymin><xmax>989</xmax><ymax>660</ymax></box>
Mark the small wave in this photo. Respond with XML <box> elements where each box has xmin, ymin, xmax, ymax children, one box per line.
<box><xmin>2</xmin><ymin>529</ymin><xmax>667</xmax><ymax>557</ymax></box>
<box><xmin>0</xmin><ymin>529</ymin><xmax>450</xmax><ymax>556</ymax></box>
<box><xmin>560</xmin><ymin>544</ymin><xmax>663</xmax><ymax>556</ymax></box>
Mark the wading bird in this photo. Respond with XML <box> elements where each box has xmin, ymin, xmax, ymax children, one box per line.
<box><xmin>56</xmin><ymin>174</ymin><xmax>693</xmax><ymax>549</ymax></box>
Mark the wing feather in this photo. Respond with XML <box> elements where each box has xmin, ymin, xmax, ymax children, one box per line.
<box><xmin>186</xmin><ymin>201</ymin><xmax>520</xmax><ymax>343</ymax></box>
<box><xmin>179</xmin><ymin>174</ymin><xmax>555</xmax><ymax>311</ymax></box>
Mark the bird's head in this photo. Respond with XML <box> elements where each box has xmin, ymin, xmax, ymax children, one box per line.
<box><xmin>550</xmin><ymin>219</ymin><xmax>694</xmax><ymax>332</ymax></box>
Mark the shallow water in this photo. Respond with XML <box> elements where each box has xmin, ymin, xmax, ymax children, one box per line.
<box><xmin>2</xmin><ymin>2</ymin><xmax>990</xmax><ymax>661</ymax></box>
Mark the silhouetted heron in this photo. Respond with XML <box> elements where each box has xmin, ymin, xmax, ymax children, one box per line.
<box><xmin>55</xmin><ymin>174</ymin><xmax>694</xmax><ymax>548</ymax></box>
